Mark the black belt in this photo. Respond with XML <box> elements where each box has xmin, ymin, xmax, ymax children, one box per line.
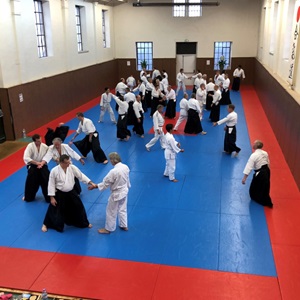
<box><xmin>119</xmin><ymin>113</ymin><xmax>127</xmax><ymax>116</ymax></box>
<box><xmin>254</xmin><ymin>164</ymin><xmax>268</xmax><ymax>173</ymax></box>
<box><xmin>226</xmin><ymin>125</ymin><xmax>235</xmax><ymax>128</ymax></box>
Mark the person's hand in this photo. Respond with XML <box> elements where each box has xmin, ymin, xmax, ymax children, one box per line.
<box><xmin>180</xmin><ymin>149</ymin><xmax>184</xmax><ymax>152</ymax></box>
<box><xmin>138</xmin><ymin>118</ymin><xmax>141</xmax><ymax>123</ymax></box>
<box><xmin>101</xmin><ymin>106</ymin><xmax>105</xmax><ymax>111</ymax></box>
<box><xmin>177</xmin><ymin>142</ymin><xmax>181</xmax><ymax>148</ymax></box>
<box><xmin>213</xmin><ymin>122</ymin><xmax>217</xmax><ymax>126</ymax></box>
<box><xmin>69</xmin><ymin>141</ymin><xmax>73</xmax><ymax>146</ymax></box>
<box><xmin>242</xmin><ymin>179</ymin><xmax>246</xmax><ymax>185</ymax></box>
<box><xmin>156</xmin><ymin>129</ymin><xmax>160</xmax><ymax>134</ymax></box>
<box><xmin>50</xmin><ymin>197</ymin><xmax>57</xmax><ymax>206</ymax></box>
<box><xmin>80</xmin><ymin>158</ymin><xmax>85</xmax><ymax>165</ymax></box>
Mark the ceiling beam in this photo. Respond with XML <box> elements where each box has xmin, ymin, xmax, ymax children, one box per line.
<box><xmin>133</xmin><ymin>1</ymin><xmax>220</xmax><ymax>7</ymax></box>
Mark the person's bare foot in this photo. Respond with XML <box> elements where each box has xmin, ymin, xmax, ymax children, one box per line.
<box><xmin>119</xmin><ymin>226</ymin><xmax>128</xmax><ymax>231</ymax></box>
<box><xmin>98</xmin><ymin>228</ymin><xmax>110</xmax><ymax>234</ymax></box>
<box><xmin>41</xmin><ymin>225</ymin><xmax>48</xmax><ymax>232</ymax></box>
<box><xmin>103</xmin><ymin>160</ymin><xmax>108</xmax><ymax>164</ymax></box>
<box><xmin>88</xmin><ymin>224</ymin><xmax>93</xmax><ymax>228</ymax></box>
<box><xmin>172</xmin><ymin>179</ymin><xmax>179</xmax><ymax>182</ymax></box>
<box><xmin>200</xmin><ymin>131</ymin><xmax>207</xmax><ymax>135</ymax></box>
<box><xmin>22</xmin><ymin>196</ymin><xmax>25</xmax><ymax>201</ymax></box>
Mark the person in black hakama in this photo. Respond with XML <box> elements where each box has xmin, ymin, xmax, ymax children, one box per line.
<box><xmin>213</xmin><ymin>104</ymin><xmax>241</xmax><ymax>156</ymax></box>
<box><xmin>184</xmin><ymin>94</ymin><xmax>207</xmax><ymax>135</ymax></box>
<box><xmin>232</xmin><ymin>65</ymin><xmax>246</xmax><ymax>91</ymax></box>
<box><xmin>220</xmin><ymin>74</ymin><xmax>231</xmax><ymax>105</ymax></box>
<box><xmin>23</xmin><ymin>134</ymin><xmax>50</xmax><ymax>202</ymax></box>
<box><xmin>132</xmin><ymin>95</ymin><xmax>144</xmax><ymax>137</ymax></box>
<box><xmin>242</xmin><ymin>140</ymin><xmax>273</xmax><ymax>208</ymax></box>
<box><xmin>150</xmin><ymin>84</ymin><xmax>165</xmax><ymax>117</ymax></box>
<box><xmin>44</xmin><ymin>123</ymin><xmax>69</xmax><ymax>146</ymax></box>
<box><xmin>115</xmin><ymin>96</ymin><xmax>131</xmax><ymax>141</ymax></box>
<box><xmin>209</xmin><ymin>85</ymin><xmax>222</xmax><ymax>122</ymax></box>
<box><xmin>69</xmin><ymin>112</ymin><xmax>108</xmax><ymax>164</ymax></box>
<box><xmin>206</xmin><ymin>78</ymin><xmax>215</xmax><ymax>110</ymax></box>
<box><xmin>165</xmin><ymin>85</ymin><xmax>177</xmax><ymax>119</ymax></box>
<box><xmin>41</xmin><ymin>155</ymin><xmax>96</xmax><ymax>232</ymax></box>
<box><xmin>124</xmin><ymin>88</ymin><xmax>136</xmax><ymax>126</ymax></box>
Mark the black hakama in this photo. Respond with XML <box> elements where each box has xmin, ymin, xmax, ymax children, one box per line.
<box><xmin>132</xmin><ymin>111</ymin><xmax>144</xmax><ymax>136</ymax></box>
<box><xmin>145</xmin><ymin>90</ymin><xmax>152</xmax><ymax>108</ymax></box>
<box><xmin>165</xmin><ymin>99</ymin><xmax>176</xmax><ymax>119</ymax></box>
<box><xmin>45</xmin><ymin>125</ymin><xmax>69</xmax><ymax>146</ymax></box>
<box><xmin>74</xmin><ymin>132</ymin><xmax>107</xmax><ymax>163</ymax></box>
<box><xmin>117</xmin><ymin>114</ymin><xmax>131</xmax><ymax>140</ymax></box>
<box><xmin>24</xmin><ymin>165</ymin><xmax>50</xmax><ymax>202</ymax></box>
<box><xmin>140</xmin><ymin>92</ymin><xmax>148</xmax><ymax>113</ymax></box>
<box><xmin>206</xmin><ymin>91</ymin><xmax>214</xmax><ymax>110</ymax></box>
<box><xmin>221</xmin><ymin>90</ymin><xmax>231</xmax><ymax>105</ymax></box>
<box><xmin>184</xmin><ymin>109</ymin><xmax>203</xmax><ymax>134</ymax></box>
<box><xmin>249</xmin><ymin>165</ymin><xmax>273</xmax><ymax>208</ymax></box>
<box><xmin>192</xmin><ymin>85</ymin><xmax>197</xmax><ymax>94</ymax></box>
<box><xmin>209</xmin><ymin>104</ymin><xmax>220</xmax><ymax>122</ymax></box>
<box><xmin>224</xmin><ymin>126</ymin><xmax>241</xmax><ymax>154</ymax></box>
<box><xmin>232</xmin><ymin>77</ymin><xmax>241</xmax><ymax>91</ymax></box>
<box><xmin>43</xmin><ymin>189</ymin><xmax>90</xmax><ymax>232</ymax></box>
<box><xmin>126</xmin><ymin>102</ymin><xmax>135</xmax><ymax>125</ymax></box>
<box><xmin>150</xmin><ymin>97</ymin><xmax>160</xmax><ymax>117</ymax></box>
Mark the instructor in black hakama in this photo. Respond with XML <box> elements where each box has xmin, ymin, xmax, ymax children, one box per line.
<box><xmin>209</xmin><ymin>85</ymin><xmax>222</xmax><ymax>122</ymax></box>
<box><xmin>242</xmin><ymin>140</ymin><xmax>273</xmax><ymax>208</ymax></box>
<box><xmin>132</xmin><ymin>95</ymin><xmax>144</xmax><ymax>137</ymax></box>
<box><xmin>115</xmin><ymin>96</ymin><xmax>131</xmax><ymax>141</ymax></box>
<box><xmin>232</xmin><ymin>65</ymin><xmax>245</xmax><ymax>91</ymax></box>
<box><xmin>69</xmin><ymin>112</ymin><xmax>108</xmax><ymax>164</ymax></box>
<box><xmin>165</xmin><ymin>86</ymin><xmax>177</xmax><ymax>119</ymax></box>
<box><xmin>42</xmin><ymin>155</ymin><xmax>96</xmax><ymax>232</ymax></box>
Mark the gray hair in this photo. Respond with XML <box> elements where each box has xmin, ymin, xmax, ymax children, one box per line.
<box><xmin>109</xmin><ymin>152</ymin><xmax>121</xmax><ymax>164</ymax></box>
<box><xmin>52</xmin><ymin>137</ymin><xmax>62</xmax><ymax>144</ymax></box>
<box><xmin>254</xmin><ymin>140</ymin><xmax>263</xmax><ymax>149</ymax></box>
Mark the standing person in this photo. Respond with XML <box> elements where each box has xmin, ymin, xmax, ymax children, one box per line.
<box><xmin>145</xmin><ymin>105</ymin><xmax>166</xmax><ymax>151</ymax></box>
<box><xmin>193</xmin><ymin>73</ymin><xmax>202</xmax><ymax>94</ymax></box>
<box><xmin>133</xmin><ymin>79</ymin><xmax>147</xmax><ymax>112</ymax></box>
<box><xmin>242</xmin><ymin>140</ymin><xmax>273</xmax><ymax>208</ymax></box>
<box><xmin>174</xmin><ymin>93</ymin><xmax>189</xmax><ymax>131</ymax></box>
<box><xmin>165</xmin><ymin>85</ymin><xmax>177</xmax><ymax>119</ymax></box>
<box><xmin>162</xmin><ymin>69</ymin><xmax>168</xmax><ymax>79</ymax></box>
<box><xmin>41</xmin><ymin>155</ymin><xmax>96</xmax><ymax>233</ymax></box>
<box><xmin>69</xmin><ymin>112</ymin><xmax>108</xmax><ymax>164</ymax></box>
<box><xmin>41</xmin><ymin>137</ymin><xmax>85</xmax><ymax>194</ymax></box>
<box><xmin>209</xmin><ymin>85</ymin><xmax>222</xmax><ymax>122</ymax></box>
<box><xmin>152</xmin><ymin>67</ymin><xmax>161</xmax><ymax>80</ymax></box>
<box><xmin>161</xmin><ymin>74</ymin><xmax>169</xmax><ymax>94</ymax></box>
<box><xmin>206</xmin><ymin>78</ymin><xmax>215</xmax><ymax>110</ymax></box>
<box><xmin>221</xmin><ymin>74</ymin><xmax>231</xmax><ymax>105</ymax></box>
<box><xmin>98</xmin><ymin>87</ymin><xmax>117</xmax><ymax>124</ymax></box>
<box><xmin>115</xmin><ymin>78</ymin><xmax>128</xmax><ymax>97</ymax></box>
<box><xmin>232</xmin><ymin>65</ymin><xmax>246</xmax><ymax>91</ymax></box>
<box><xmin>184</xmin><ymin>93</ymin><xmax>207</xmax><ymax>135</ymax></box>
<box><xmin>150</xmin><ymin>83</ymin><xmax>165</xmax><ymax>117</ymax></box>
<box><xmin>115</xmin><ymin>96</ymin><xmax>131</xmax><ymax>141</ymax></box>
<box><xmin>164</xmin><ymin>124</ymin><xmax>184</xmax><ymax>182</ymax></box>
<box><xmin>124</xmin><ymin>88</ymin><xmax>136</xmax><ymax>125</ymax></box>
<box><xmin>132</xmin><ymin>95</ymin><xmax>145</xmax><ymax>138</ymax></box>
<box><xmin>214</xmin><ymin>70</ymin><xmax>225</xmax><ymax>87</ymax></box>
<box><xmin>176</xmin><ymin>68</ymin><xmax>188</xmax><ymax>96</ymax></box>
<box><xmin>196</xmin><ymin>83</ymin><xmax>207</xmax><ymax>115</ymax></box>
<box><xmin>144</xmin><ymin>78</ymin><xmax>154</xmax><ymax>109</ymax></box>
<box><xmin>88</xmin><ymin>152</ymin><xmax>131</xmax><ymax>234</ymax></box>
<box><xmin>23</xmin><ymin>134</ymin><xmax>50</xmax><ymax>202</ymax></box>
<box><xmin>213</xmin><ymin>104</ymin><xmax>241</xmax><ymax>156</ymax></box>
<box><xmin>126</xmin><ymin>75</ymin><xmax>136</xmax><ymax>90</ymax></box>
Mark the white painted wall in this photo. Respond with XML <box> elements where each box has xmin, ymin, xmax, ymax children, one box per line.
<box><xmin>0</xmin><ymin>0</ymin><xmax>115</xmax><ymax>88</ymax></box>
<box><xmin>113</xmin><ymin>0</ymin><xmax>261</xmax><ymax>59</ymax></box>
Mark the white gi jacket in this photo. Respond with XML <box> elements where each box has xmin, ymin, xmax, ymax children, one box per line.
<box><xmin>164</xmin><ymin>132</ymin><xmax>181</xmax><ymax>160</ymax></box>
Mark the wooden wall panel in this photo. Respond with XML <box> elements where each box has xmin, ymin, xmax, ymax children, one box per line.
<box><xmin>0</xmin><ymin>88</ymin><xmax>14</xmax><ymax>140</ymax></box>
<box><xmin>254</xmin><ymin>60</ymin><xmax>300</xmax><ymax>189</ymax></box>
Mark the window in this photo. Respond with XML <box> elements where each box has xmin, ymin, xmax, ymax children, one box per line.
<box><xmin>136</xmin><ymin>42</ymin><xmax>153</xmax><ymax>71</ymax></box>
<box><xmin>34</xmin><ymin>0</ymin><xmax>47</xmax><ymax>58</ymax></box>
<box><xmin>283</xmin><ymin>0</ymin><xmax>296</xmax><ymax>59</ymax></box>
<box><xmin>75</xmin><ymin>6</ymin><xmax>83</xmax><ymax>52</ymax></box>
<box><xmin>102</xmin><ymin>10</ymin><xmax>111</xmax><ymax>48</ymax></box>
<box><xmin>214</xmin><ymin>41</ymin><xmax>232</xmax><ymax>70</ymax></box>
<box><xmin>269</xmin><ymin>1</ymin><xmax>279</xmax><ymax>55</ymax></box>
<box><xmin>173</xmin><ymin>0</ymin><xmax>202</xmax><ymax>17</ymax></box>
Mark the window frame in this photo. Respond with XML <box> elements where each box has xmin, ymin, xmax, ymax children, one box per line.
<box><xmin>173</xmin><ymin>0</ymin><xmax>202</xmax><ymax>18</ymax></box>
<box><xmin>136</xmin><ymin>42</ymin><xmax>153</xmax><ymax>71</ymax></box>
<box><xmin>75</xmin><ymin>5</ymin><xmax>83</xmax><ymax>52</ymax></box>
<box><xmin>33</xmin><ymin>0</ymin><xmax>47</xmax><ymax>58</ymax></box>
<box><xmin>213</xmin><ymin>41</ymin><xmax>232</xmax><ymax>70</ymax></box>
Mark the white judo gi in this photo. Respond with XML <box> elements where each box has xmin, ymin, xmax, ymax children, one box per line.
<box><xmin>97</xmin><ymin>162</ymin><xmax>131</xmax><ymax>232</ymax></box>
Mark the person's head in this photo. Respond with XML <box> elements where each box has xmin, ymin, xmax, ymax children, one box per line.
<box><xmin>180</xmin><ymin>68</ymin><xmax>184</xmax><ymax>73</ymax></box>
<box><xmin>120</xmin><ymin>78</ymin><xmax>125</xmax><ymax>82</ymax></box>
<box><xmin>208</xmin><ymin>78</ymin><xmax>213</xmax><ymax>83</ymax></box>
<box><xmin>76</xmin><ymin>112</ymin><xmax>84</xmax><ymax>121</ymax></box>
<box><xmin>157</xmin><ymin>104</ymin><xmax>164</xmax><ymax>113</ymax></box>
<box><xmin>52</xmin><ymin>137</ymin><xmax>62</xmax><ymax>150</ymax></box>
<box><xmin>214</xmin><ymin>85</ymin><xmax>219</xmax><ymax>91</ymax></box>
<box><xmin>197</xmin><ymin>74</ymin><xmax>202</xmax><ymax>78</ymax></box>
<box><xmin>104</xmin><ymin>87</ymin><xmax>110</xmax><ymax>94</ymax></box>
<box><xmin>148</xmin><ymin>78</ymin><xmax>153</xmax><ymax>83</ymax></box>
<box><xmin>202</xmin><ymin>74</ymin><xmax>207</xmax><ymax>80</ymax></box>
<box><xmin>162</xmin><ymin>69</ymin><xmax>166</xmax><ymax>73</ymax></box>
<box><xmin>136</xmin><ymin>95</ymin><xmax>141</xmax><ymax>102</ymax></box>
<box><xmin>183</xmin><ymin>92</ymin><xmax>189</xmax><ymax>99</ymax></box>
<box><xmin>238</xmin><ymin>65</ymin><xmax>242</xmax><ymax>70</ymax></box>
<box><xmin>225</xmin><ymin>73</ymin><xmax>229</xmax><ymax>79</ymax></box>
<box><xmin>216</xmin><ymin>70</ymin><xmax>220</xmax><ymax>75</ymax></box>
<box><xmin>167</xmin><ymin>85</ymin><xmax>172</xmax><ymax>91</ymax></box>
<box><xmin>59</xmin><ymin>154</ymin><xmax>71</xmax><ymax>168</ymax></box>
<box><xmin>166</xmin><ymin>123</ymin><xmax>174</xmax><ymax>133</ymax></box>
<box><xmin>125</xmin><ymin>87</ymin><xmax>130</xmax><ymax>93</ymax></box>
<box><xmin>227</xmin><ymin>104</ymin><xmax>235</xmax><ymax>113</ymax></box>
<box><xmin>109</xmin><ymin>152</ymin><xmax>121</xmax><ymax>165</ymax></box>
<box><xmin>253</xmin><ymin>140</ymin><xmax>264</xmax><ymax>150</ymax></box>
<box><xmin>200</xmin><ymin>83</ymin><xmax>205</xmax><ymax>90</ymax></box>
<box><xmin>32</xmin><ymin>134</ymin><xmax>42</xmax><ymax>146</ymax></box>
<box><xmin>137</xmin><ymin>79</ymin><xmax>142</xmax><ymax>84</ymax></box>
<box><xmin>190</xmin><ymin>93</ymin><xmax>196</xmax><ymax>99</ymax></box>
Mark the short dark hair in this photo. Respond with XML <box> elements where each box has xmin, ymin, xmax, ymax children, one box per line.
<box><xmin>166</xmin><ymin>123</ymin><xmax>174</xmax><ymax>132</ymax></box>
<box><xmin>59</xmin><ymin>154</ymin><xmax>70</xmax><ymax>163</ymax></box>
<box><xmin>76</xmin><ymin>112</ymin><xmax>84</xmax><ymax>117</ymax></box>
<box><xmin>228</xmin><ymin>104</ymin><xmax>235</xmax><ymax>110</ymax></box>
<box><xmin>32</xmin><ymin>134</ymin><xmax>41</xmax><ymax>141</ymax></box>
<box><xmin>104</xmin><ymin>87</ymin><xmax>109</xmax><ymax>91</ymax></box>
<box><xmin>191</xmin><ymin>93</ymin><xmax>196</xmax><ymax>98</ymax></box>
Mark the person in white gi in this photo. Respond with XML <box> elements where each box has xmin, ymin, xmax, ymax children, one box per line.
<box><xmin>152</xmin><ymin>67</ymin><xmax>161</xmax><ymax>80</ymax></box>
<box><xmin>176</xmin><ymin>68</ymin><xmax>188</xmax><ymax>96</ymax></box>
<box><xmin>115</xmin><ymin>78</ymin><xmax>128</xmax><ymax>97</ymax></box>
<box><xmin>42</xmin><ymin>154</ymin><xmax>95</xmax><ymax>232</ymax></box>
<box><xmin>232</xmin><ymin>65</ymin><xmax>246</xmax><ymax>91</ymax></box>
<box><xmin>145</xmin><ymin>105</ymin><xmax>166</xmax><ymax>151</ymax></box>
<box><xmin>196</xmin><ymin>83</ymin><xmax>207</xmax><ymax>115</ymax></box>
<box><xmin>164</xmin><ymin>124</ymin><xmax>184</xmax><ymax>182</ymax></box>
<box><xmin>23</xmin><ymin>134</ymin><xmax>50</xmax><ymax>202</ymax></box>
<box><xmin>98</xmin><ymin>87</ymin><xmax>117</xmax><ymax>124</ymax></box>
<box><xmin>174</xmin><ymin>93</ymin><xmax>189</xmax><ymax>131</ymax></box>
<box><xmin>89</xmin><ymin>152</ymin><xmax>131</xmax><ymax>234</ymax></box>
<box><xmin>126</xmin><ymin>75</ymin><xmax>136</xmax><ymax>90</ymax></box>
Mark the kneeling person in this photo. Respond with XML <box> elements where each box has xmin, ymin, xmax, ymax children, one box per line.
<box><xmin>42</xmin><ymin>154</ymin><xmax>96</xmax><ymax>232</ymax></box>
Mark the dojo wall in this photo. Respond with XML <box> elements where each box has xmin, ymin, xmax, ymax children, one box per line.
<box><xmin>254</xmin><ymin>60</ymin><xmax>300</xmax><ymax>190</ymax></box>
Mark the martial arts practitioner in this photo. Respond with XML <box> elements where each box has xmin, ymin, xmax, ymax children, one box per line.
<box><xmin>132</xmin><ymin>95</ymin><xmax>145</xmax><ymax>138</ymax></box>
<box><xmin>242</xmin><ymin>140</ymin><xmax>273</xmax><ymax>208</ymax></box>
<box><xmin>41</xmin><ymin>155</ymin><xmax>96</xmax><ymax>232</ymax></box>
<box><xmin>196</xmin><ymin>83</ymin><xmax>207</xmax><ymax>115</ymax></box>
<box><xmin>221</xmin><ymin>74</ymin><xmax>231</xmax><ymax>105</ymax></box>
<box><xmin>184</xmin><ymin>93</ymin><xmax>207</xmax><ymax>135</ymax></box>
<box><xmin>163</xmin><ymin>124</ymin><xmax>184</xmax><ymax>182</ymax></box>
<box><xmin>23</xmin><ymin>134</ymin><xmax>50</xmax><ymax>202</ymax></box>
<box><xmin>161</xmin><ymin>74</ymin><xmax>169</xmax><ymax>94</ymax></box>
<box><xmin>214</xmin><ymin>70</ymin><xmax>225</xmax><ymax>87</ymax></box>
<box><xmin>115</xmin><ymin>78</ymin><xmax>128</xmax><ymax>97</ymax></box>
<box><xmin>176</xmin><ymin>68</ymin><xmax>188</xmax><ymax>96</ymax></box>
<box><xmin>206</xmin><ymin>78</ymin><xmax>215</xmax><ymax>110</ymax></box>
<box><xmin>213</xmin><ymin>104</ymin><xmax>241</xmax><ymax>156</ymax></box>
<box><xmin>44</xmin><ymin>123</ymin><xmax>69</xmax><ymax>146</ymax></box>
<box><xmin>115</xmin><ymin>96</ymin><xmax>131</xmax><ymax>141</ymax></box>
<box><xmin>126</xmin><ymin>75</ymin><xmax>136</xmax><ymax>90</ymax></box>
<box><xmin>124</xmin><ymin>88</ymin><xmax>136</xmax><ymax>125</ymax></box>
<box><xmin>133</xmin><ymin>79</ymin><xmax>147</xmax><ymax>112</ymax></box>
<box><xmin>152</xmin><ymin>67</ymin><xmax>161</xmax><ymax>80</ymax></box>
<box><xmin>145</xmin><ymin>105</ymin><xmax>166</xmax><ymax>151</ymax></box>
<box><xmin>98</xmin><ymin>87</ymin><xmax>117</xmax><ymax>124</ymax></box>
<box><xmin>42</xmin><ymin>137</ymin><xmax>85</xmax><ymax>194</ymax></box>
<box><xmin>209</xmin><ymin>85</ymin><xmax>222</xmax><ymax>122</ymax></box>
<box><xmin>144</xmin><ymin>78</ymin><xmax>154</xmax><ymax>109</ymax></box>
<box><xmin>88</xmin><ymin>152</ymin><xmax>131</xmax><ymax>234</ymax></box>
<box><xmin>193</xmin><ymin>73</ymin><xmax>202</xmax><ymax>94</ymax></box>
<box><xmin>150</xmin><ymin>84</ymin><xmax>165</xmax><ymax>117</ymax></box>
<box><xmin>174</xmin><ymin>93</ymin><xmax>189</xmax><ymax>131</ymax></box>
<box><xmin>165</xmin><ymin>85</ymin><xmax>177</xmax><ymax>119</ymax></box>
<box><xmin>69</xmin><ymin>112</ymin><xmax>108</xmax><ymax>164</ymax></box>
<box><xmin>232</xmin><ymin>65</ymin><xmax>246</xmax><ymax>91</ymax></box>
